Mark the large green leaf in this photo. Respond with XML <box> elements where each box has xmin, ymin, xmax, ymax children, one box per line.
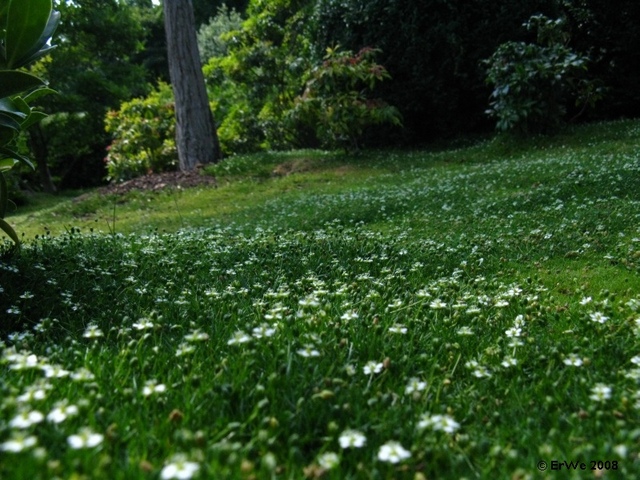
<box><xmin>0</xmin><ymin>146</ymin><xmax>34</xmax><ymax>170</ymax></box>
<box><xmin>5</xmin><ymin>0</ymin><xmax>52</xmax><ymax>69</ymax></box>
<box><xmin>0</xmin><ymin>218</ymin><xmax>20</xmax><ymax>245</ymax></box>
<box><xmin>0</xmin><ymin>157</ymin><xmax>18</xmax><ymax>173</ymax></box>
<box><xmin>0</xmin><ymin>70</ymin><xmax>46</xmax><ymax>98</ymax></box>
<box><xmin>0</xmin><ymin>111</ymin><xmax>21</xmax><ymax>131</ymax></box>
<box><xmin>15</xmin><ymin>10</ymin><xmax>60</xmax><ymax>68</ymax></box>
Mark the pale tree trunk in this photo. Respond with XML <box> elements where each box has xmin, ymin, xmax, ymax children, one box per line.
<box><xmin>163</xmin><ymin>0</ymin><xmax>220</xmax><ymax>171</ymax></box>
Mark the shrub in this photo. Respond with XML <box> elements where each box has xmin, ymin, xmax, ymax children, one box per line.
<box><xmin>104</xmin><ymin>82</ymin><xmax>177</xmax><ymax>182</ymax></box>
<box><xmin>197</xmin><ymin>4</ymin><xmax>244</xmax><ymax>62</ymax></box>
<box><xmin>484</xmin><ymin>15</ymin><xmax>602</xmax><ymax>134</ymax></box>
<box><xmin>289</xmin><ymin>46</ymin><xmax>402</xmax><ymax>150</ymax></box>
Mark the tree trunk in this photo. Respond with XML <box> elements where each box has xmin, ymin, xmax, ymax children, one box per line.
<box><xmin>163</xmin><ymin>0</ymin><xmax>220</xmax><ymax>171</ymax></box>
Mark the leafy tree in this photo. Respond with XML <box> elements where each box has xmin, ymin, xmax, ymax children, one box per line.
<box><xmin>0</xmin><ymin>0</ymin><xmax>58</xmax><ymax>244</ymax></box>
<box><xmin>26</xmin><ymin>0</ymin><xmax>149</xmax><ymax>189</ymax></box>
<box><xmin>163</xmin><ymin>0</ymin><xmax>220</xmax><ymax>170</ymax></box>
<box><xmin>203</xmin><ymin>0</ymin><xmax>316</xmax><ymax>154</ymax></box>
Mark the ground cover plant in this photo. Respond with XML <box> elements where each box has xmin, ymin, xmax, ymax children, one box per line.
<box><xmin>1</xmin><ymin>119</ymin><xmax>640</xmax><ymax>478</ymax></box>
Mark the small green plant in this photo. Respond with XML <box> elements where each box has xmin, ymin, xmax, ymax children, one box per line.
<box><xmin>104</xmin><ymin>82</ymin><xmax>178</xmax><ymax>182</ymax></box>
<box><xmin>484</xmin><ymin>15</ymin><xmax>602</xmax><ymax>134</ymax></box>
<box><xmin>290</xmin><ymin>46</ymin><xmax>402</xmax><ymax>151</ymax></box>
<box><xmin>0</xmin><ymin>0</ymin><xmax>58</xmax><ymax>245</ymax></box>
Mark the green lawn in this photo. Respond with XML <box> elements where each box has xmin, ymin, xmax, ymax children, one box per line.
<box><xmin>1</xmin><ymin>120</ymin><xmax>640</xmax><ymax>478</ymax></box>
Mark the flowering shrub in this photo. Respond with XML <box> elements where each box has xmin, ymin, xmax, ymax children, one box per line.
<box><xmin>104</xmin><ymin>82</ymin><xmax>177</xmax><ymax>182</ymax></box>
<box><xmin>290</xmin><ymin>46</ymin><xmax>402</xmax><ymax>150</ymax></box>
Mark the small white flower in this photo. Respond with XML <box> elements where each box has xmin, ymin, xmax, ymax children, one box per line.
<box><xmin>142</xmin><ymin>380</ymin><xmax>167</xmax><ymax>397</ymax></box>
<box><xmin>132</xmin><ymin>318</ymin><xmax>154</xmax><ymax>330</ymax></box>
<box><xmin>505</xmin><ymin>327</ymin><xmax>521</xmax><ymax>338</ymax></box>
<box><xmin>160</xmin><ymin>456</ymin><xmax>200</xmax><ymax>480</ymax></box>
<box><xmin>589</xmin><ymin>383</ymin><xmax>612</xmax><ymax>402</ymax></box>
<box><xmin>589</xmin><ymin>312</ymin><xmax>609</xmax><ymax>324</ymax></box>
<box><xmin>83</xmin><ymin>324</ymin><xmax>104</xmax><ymax>339</ymax></box>
<box><xmin>0</xmin><ymin>432</ymin><xmax>38</xmax><ymax>452</ymax></box>
<box><xmin>377</xmin><ymin>441</ymin><xmax>411</xmax><ymax>463</ymax></box>
<box><xmin>429</xmin><ymin>299</ymin><xmax>447</xmax><ymax>309</ymax></box>
<box><xmin>457</xmin><ymin>326</ymin><xmax>474</xmax><ymax>336</ymax></box>
<box><xmin>630</xmin><ymin>355</ymin><xmax>640</xmax><ymax>365</ymax></box>
<box><xmin>405</xmin><ymin>378</ymin><xmax>427</xmax><ymax>395</ymax></box>
<box><xmin>227</xmin><ymin>331</ymin><xmax>251</xmax><ymax>345</ymax></box>
<box><xmin>388</xmin><ymin>324</ymin><xmax>407</xmax><ymax>334</ymax></box>
<box><xmin>579</xmin><ymin>296</ymin><xmax>593</xmax><ymax>305</ymax></box>
<box><xmin>501</xmin><ymin>356</ymin><xmax>517</xmax><ymax>368</ymax></box>
<box><xmin>317</xmin><ymin>451</ymin><xmax>340</xmax><ymax>470</ymax></box>
<box><xmin>10</xmin><ymin>410</ymin><xmax>44</xmax><ymax>429</ymax></box>
<box><xmin>338</xmin><ymin>430</ymin><xmax>366</xmax><ymax>449</ymax></box>
<box><xmin>67</xmin><ymin>428</ymin><xmax>104</xmax><ymax>449</ymax></box>
<box><xmin>47</xmin><ymin>403</ymin><xmax>79</xmax><ymax>424</ymax></box>
<box><xmin>252</xmin><ymin>324</ymin><xmax>277</xmax><ymax>339</ymax></box>
<box><xmin>297</xmin><ymin>345</ymin><xmax>321</xmax><ymax>358</ymax></box>
<box><xmin>41</xmin><ymin>364</ymin><xmax>70</xmax><ymax>378</ymax></box>
<box><xmin>71</xmin><ymin>368</ymin><xmax>95</xmax><ymax>382</ymax></box>
<box><xmin>417</xmin><ymin>413</ymin><xmax>460</xmax><ymax>433</ymax></box>
<box><xmin>563</xmin><ymin>354</ymin><xmax>583</xmax><ymax>367</ymax></box>
<box><xmin>363</xmin><ymin>361</ymin><xmax>383</xmax><ymax>375</ymax></box>
<box><xmin>340</xmin><ymin>311</ymin><xmax>359</xmax><ymax>321</ymax></box>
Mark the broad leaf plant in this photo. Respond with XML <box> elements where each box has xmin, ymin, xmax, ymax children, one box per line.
<box><xmin>0</xmin><ymin>0</ymin><xmax>59</xmax><ymax>245</ymax></box>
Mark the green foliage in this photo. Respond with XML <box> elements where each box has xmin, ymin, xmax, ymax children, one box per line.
<box><xmin>104</xmin><ymin>82</ymin><xmax>177</xmax><ymax>183</ymax></box>
<box><xmin>290</xmin><ymin>46</ymin><xmax>401</xmax><ymax>150</ymax></box>
<box><xmin>0</xmin><ymin>0</ymin><xmax>58</xmax><ymax>244</ymax></box>
<box><xmin>27</xmin><ymin>0</ymin><xmax>149</xmax><ymax>189</ymax></box>
<box><xmin>484</xmin><ymin>15</ymin><xmax>602</xmax><ymax>134</ymax></box>
<box><xmin>197</xmin><ymin>4</ymin><xmax>243</xmax><ymax>62</ymax></box>
<box><xmin>203</xmin><ymin>0</ymin><xmax>316</xmax><ymax>155</ymax></box>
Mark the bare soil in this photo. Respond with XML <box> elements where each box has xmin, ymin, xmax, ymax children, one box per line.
<box><xmin>97</xmin><ymin>170</ymin><xmax>217</xmax><ymax>195</ymax></box>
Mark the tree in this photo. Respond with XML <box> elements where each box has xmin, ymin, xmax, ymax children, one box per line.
<box><xmin>163</xmin><ymin>0</ymin><xmax>219</xmax><ymax>171</ymax></box>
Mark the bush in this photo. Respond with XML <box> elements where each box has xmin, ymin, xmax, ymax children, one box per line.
<box><xmin>197</xmin><ymin>5</ymin><xmax>244</xmax><ymax>62</ymax></box>
<box><xmin>484</xmin><ymin>15</ymin><xmax>602</xmax><ymax>134</ymax></box>
<box><xmin>289</xmin><ymin>46</ymin><xmax>402</xmax><ymax>150</ymax></box>
<box><xmin>104</xmin><ymin>82</ymin><xmax>177</xmax><ymax>182</ymax></box>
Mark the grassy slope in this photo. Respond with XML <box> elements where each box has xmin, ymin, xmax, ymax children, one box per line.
<box><xmin>1</xmin><ymin>119</ymin><xmax>640</xmax><ymax>478</ymax></box>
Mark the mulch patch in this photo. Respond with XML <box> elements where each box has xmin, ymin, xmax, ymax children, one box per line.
<box><xmin>97</xmin><ymin>170</ymin><xmax>217</xmax><ymax>196</ymax></box>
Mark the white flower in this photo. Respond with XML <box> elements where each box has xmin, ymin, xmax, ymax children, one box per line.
<box><xmin>184</xmin><ymin>330</ymin><xmax>209</xmax><ymax>342</ymax></box>
<box><xmin>83</xmin><ymin>324</ymin><xmax>104</xmax><ymax>339</ymax></box>
<box><xmin>579</xmin><ymin>296</ymin><xmax>593</xmax><ymax>305</ymax></box>
<box><xmin>71</xmin><ymin>368</ymin><xmax>95</xmax><ymax>382</ymax></box>
<box><xmin>363</xmin><ymin>361</ymin><xmax>383</xmax><ymax>375</ymax></box>
<box><xmin>0</xmin><ymin>432</ymin><xmax>38</xmax><ymax>452</ymax></box>
<box><xmin>338</xmin><ymin>430</ymin><xmax>366</xmax><ymax>449</ymax></box>
<box><xmin>297</xmin><ymin>345</ymin><xmax>321</xmax><ymax>358</ymax></box>
<box><xmin>388</xmin><ymin>324</ymin><xmax>407</xmax><ymax>334</ymax></box>
<box><xmin>317</xmin><ymin>452</ymin><xmax>340</xmax><ymax>470</ymax></box>
<box><xmin>377</xmin><ymin>441</ymin><xmax>411</xmax><ymax>463</ymax></box>
<box><xmin>10</xmin><ymin>410</ymin><xmax>44</xmax><ymax>429</ymax></box>
<box><xmin>47</xmin><ymin>403</ymin><xmax>79</xmax><ymax>424</ymax></box>
<box><xmin>160</xmin><ymin>456</ymin><xmax>200</xmax><ymax>480</ymax></box>
<box><xmin>589</xmin><ymin>312</ymin><xmax>609</xmax><ymax>324</ymax></box>
<box><xmin>340</xmin><ymin>311</ymin><xmax>359</xmax><ymax>321</ymax></box>
<box><xmin>501</xmin><ymin>356</ymin><xmax>517</xmax><ymax>368</ymax></box>
<box><xmin>405</xmin><ymin>378</ymin><xmax>427</xmax><ymax>395</ymax></box>
<box><xmin>504</xmin><ymin>327</ymin><xmax>521</xmax><ymax>338</ymax></box>
<box><xmin>589</xmin><ymin>383</ymin><xmax>612</xmax><ymax>402</ymax></box>
<box><xmin>132</xmin><ymin>318</ymin><xmax>154</xmax><ymax>330</ymax></box>
<box><xmin>9</xmin><ymin>353</ymin><xmax>39</xmax><ymax>370</ymax></box>
<box><xmin>563</xmin><ymin>354</ymin><xmax>583</xmax><ymax>367</ymax></box>
<box><xmin>41</xmin><ymin>364</ymin><xmax>70</xmax><ymax>378</ymax></box>
<box><xmin>417</xmin><ymin>413</ymin><xmax>460</xmax><ymax>433</ymax></box>
<box><xmin>67</xmin><ymin>428</ymin><xmax>104</xmax><ymax>449</ymax></box>
<box><xmin>457</xmin><ymin>326</ymin><xmax>474</xmax><ymax>336</ymax></box>
<box><xmin>630</xmin><ymin>355</ymin><xmax>640</xmax><ymax>365</ymax></box>
<box><xmin>227</xmin><ymin>331</ymin><xmax>251</xmax><ymax>345</ymax></box>
<box><xmin>142</xmin><ymin>380</ymin><xmax>167</xmax><ymax>397</ymax></box>
<box><xmin>252</xmin><ymin>324</ymin><xmax>277</xmax><ymax>339</ymax></box>
<box><xmin>429</xmin><ymin>299</ymin><xmax>447</xmax><ymax>309</ymax></box>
